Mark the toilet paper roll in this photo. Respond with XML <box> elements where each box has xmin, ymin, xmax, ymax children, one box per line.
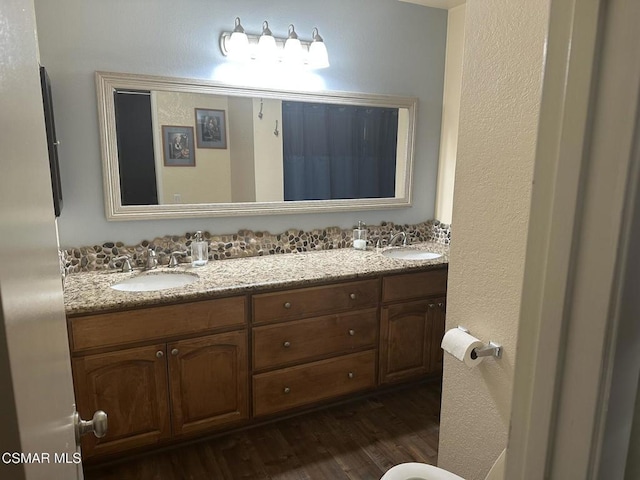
<box><xmin>441</xmin><ymin>328</ymin><xmax>485</xmax><ymax>367</ymax></box>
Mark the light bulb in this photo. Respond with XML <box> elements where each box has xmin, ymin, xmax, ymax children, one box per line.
<box><xmin>227</xmin><ymin>17</ymin><xmax>249</xmax><ymax>61</ymax></box>
<box><xmin>257</xmin><ymin>21</ymin><xmax>278</xmax><ymax>62</ymax></box>
<box><xmin>283</xmin><ymin>24</ymin><xmax>303</xmax><ymax>64</ymax></box>
<box><xmin>308</xmin><ymin>28</ymin><xmax>329</xmax><ymax>69</ymax></box>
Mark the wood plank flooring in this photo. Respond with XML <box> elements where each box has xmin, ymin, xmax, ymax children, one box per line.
<box><xmin>85</xmin><ymin>381</ymin><xmax>441</xmax><ymax>480</ymax></box>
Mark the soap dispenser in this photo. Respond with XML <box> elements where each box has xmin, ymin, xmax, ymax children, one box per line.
<box><xmin>353</xmin><ymin>221</ymin><xmax>367</xmax><ymax>251</ymax></box>
<box><xmin>191</xmin><ymin>231</ymin><xmax>208</xmax><ymax>267</ymax></box>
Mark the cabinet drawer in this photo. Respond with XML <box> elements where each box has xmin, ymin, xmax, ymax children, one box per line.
<box><xmin>252</xmin><ymin>279</ymin><xmax>379</xmax><ymax>325</ymax></box>
<box><xmin>253</xmin><ymin>308</ymin><xmax>378</xmax><ymax>370</ymax></box>
<box><xmin>70</xmin><ymin>296</ymin><xmax>246</xmax><ymax>352</ymax></box>
<box><xmin>382</xmin><ymin>268</ymin><xmax>448</xmax><ymax>303</ymax></box>
<box><xmin>253</xmin><ymin>350</ymin><xmax>377</xmax><ymax>417</ymax></box>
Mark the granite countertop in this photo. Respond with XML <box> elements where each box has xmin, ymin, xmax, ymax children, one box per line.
<box><xmin>64</xmin><ymin>242</ymin><xmax>449</xmax><ymax>316</ymax></box>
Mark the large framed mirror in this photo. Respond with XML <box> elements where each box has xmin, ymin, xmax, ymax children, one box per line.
<box><xmin>96</xmin><ymin>71</ymin><xmax>417</xmax><ymax>220</ymax></box>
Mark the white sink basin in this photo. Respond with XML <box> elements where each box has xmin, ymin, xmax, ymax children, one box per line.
<box><xmin>111</xmin><ymin>272</ymin><xmax>199</xmax><ymax>292</ymax></box>
<box><xmin>382</xmin><ymin>248</ymin><xmax>442</xmax><ymax>261</ymax></box>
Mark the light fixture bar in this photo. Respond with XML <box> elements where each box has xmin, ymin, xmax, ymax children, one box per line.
<box><xmin>219</xmin><ymin>21</ymin><xmax>328</xmax><ymax>68</ymax></box>
<box><xmin>220</xmin><ymin>32</ymin><xmax>313</xmax><ymax>57</ymax></box>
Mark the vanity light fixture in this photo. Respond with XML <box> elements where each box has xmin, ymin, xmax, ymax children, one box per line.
<box><xmin>220</xmin><ymin>18</ymin><xmax>329</xmax><ymax>69</ymax></box>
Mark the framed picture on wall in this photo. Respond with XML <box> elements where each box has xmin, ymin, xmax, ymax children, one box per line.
<box><xmin>162</xmin><ymin>125</ymin><xmax>195</xmax><ymax>166</ymax></box>
<box><xmin>195</xmin><ymin>108</ymin><xmax>227</xmax><ymax>149</ymax></box>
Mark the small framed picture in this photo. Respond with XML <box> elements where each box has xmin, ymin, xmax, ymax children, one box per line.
<box><xmin>162</xmin><ymin>126</ymin><xmax>195</xmax><ymax>166</ymax></box>
<box><xmin>195</xmin><ymin>108</ymin><xmax>227</xmax><ymax>149</ymax></box>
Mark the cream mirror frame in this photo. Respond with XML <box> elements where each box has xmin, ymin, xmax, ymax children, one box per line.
<box><xmin>96</xmin><ymin>71</ymin><xmax>417</xmax><ymax>221</ymax></box>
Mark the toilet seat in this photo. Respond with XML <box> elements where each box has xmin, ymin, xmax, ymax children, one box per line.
<box><xmin>380</xmin><ymin>462</ymin><xmax>465</xmax><ymax>480</ymax></box>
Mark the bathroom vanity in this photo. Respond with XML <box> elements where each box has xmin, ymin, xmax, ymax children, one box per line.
<box><xmin>64</xmin><ymin>244</ymin><xmax>448</xmax><ymax>461</ymax></box>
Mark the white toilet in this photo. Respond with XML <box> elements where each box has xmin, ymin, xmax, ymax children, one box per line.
<box><xmin>380</xmin><ymin>449</ymin><xmax>505</xmax><ymax>480</ymax></box>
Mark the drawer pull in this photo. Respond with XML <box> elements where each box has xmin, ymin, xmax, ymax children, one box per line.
<box><xmin>171</xmin><ymin>348</ymin><xmax>179</xmax><ymax>356</ymax></box>
<box><xmin>283</xmin><ymin>341</ymin><xmax>291</xmax><ymax>348</ymax></box>
<box><xmin>156</xmin><ymin>350</ymin><xmax>164</xmax><ymax>358</ymax></box>
<box><xmin>349</xmin><ymin>293</ymin><xmax>357</xmax><ymax>300</ymax></box>
<box><xmin>283</xmin><ymin>387</ymin><xmax>291</xmax><ymax>394</ymax></box>
<box><xmin>347</xmin><ymin>372</ymin><xmax>354</xmax><ymax>379</ymax></box>
<box><xmin>348</xmin><ymin>329</ymin><xmax>356</xmax><ymax>336</ymax></box>
<box><xmin>283</xmin><ymin>302</ymin><xmax>292</xmax><ymax>309</ymax></box>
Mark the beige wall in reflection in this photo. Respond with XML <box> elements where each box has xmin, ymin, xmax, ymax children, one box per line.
<box><xmin>155</xmin><ymin>91</ymin><xmax>232</xmax><ymax>204</ymax></box>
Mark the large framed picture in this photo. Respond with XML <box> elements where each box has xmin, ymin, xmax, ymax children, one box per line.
<box><xmin>162</xmin><ymin>126</ymin><xmax>195</xmax><ymax>166</ymax></box>
<box><xmin>195</xmin><ymin>108</ymin><xmax>227</xmax><ymax>149</ymax></box>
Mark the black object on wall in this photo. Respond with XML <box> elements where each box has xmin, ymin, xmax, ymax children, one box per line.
<box><xmin>114</xmin><ymin>90</ymin><xmax>158</xmax><ymax>205</ymax></box>
<box><xmin>39</xmin><ymin>66</ymin><xmax>63</xmax><ymax>217</ymax></box>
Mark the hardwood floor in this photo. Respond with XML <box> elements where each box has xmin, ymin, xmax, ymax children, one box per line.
<box><xmin>84</xmin><ymin>381</ymin><xmax>441</xmax><ymax>480</ymax></box>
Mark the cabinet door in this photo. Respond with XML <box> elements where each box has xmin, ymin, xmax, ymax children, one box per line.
<box><xmin>72</xmin><ymin>344</ymin><xmax>171</xmax><ymax>458</ymax></box>
<box><xmin>168</xmin><ymin>330</ymin><xmax>248</xmax><ymax>436</ymax></box>
<box><xmin>379</xmin><ymin>299</ymin><xmax>443</xmax><ymax>384</ymax></box>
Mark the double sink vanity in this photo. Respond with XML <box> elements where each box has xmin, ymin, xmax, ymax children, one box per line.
<box><xmin>64</xmin><ymin>242</ymin><xmax>449</xmax><ymax>461</ymax></box>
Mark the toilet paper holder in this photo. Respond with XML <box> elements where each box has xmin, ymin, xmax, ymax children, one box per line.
<box><xmin>457</xmin><ymin>326</ymin><xmax>503</xmax><ymax>359</ymax></box>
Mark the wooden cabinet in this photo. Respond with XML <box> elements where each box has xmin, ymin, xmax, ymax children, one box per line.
<box><xmin>168</xmin><ymin>331</ymin><xmax>248</xmax><ymax>436</ymax></box>
<box><xmin>252</xmin><ymin>279</ymin><xmax>379</xmax><ymax>325</ymax></box>
<box><xmin>72</xmin><ymin>344</ymin><xmax>171</xmax><ymax>457</ymax></box>
<box><xmin>379</xmin><ymin>269</ymin><xmax>448</xmax><ymax>385</ymax></box>
<box><xmin>251</xmin><ymin>279</ymin><xmax>380</xmax><ymax>417</ymax></box>
<box><xmin>379</xmin><ymin>298</ymin><xmax>446</xmax><ymax>384</ymax></box>
<box><xmin>252</xmin><ymin>308</ymin><xmax>378</xmax><ymax>371</ymax></box>
<box><xmin>253</xmin><ymin>350</ymin><xmax>377</xmax><ymax>417</ymax></box>
<box><xmin>70</xmin><ymin>297</ymin><xmax>248</xmax><ymax>459</ymax></box>
<box><xmin>69</xmin><ymin>266</ymin><xmax>447</xmax><ymax>460</ymax></box>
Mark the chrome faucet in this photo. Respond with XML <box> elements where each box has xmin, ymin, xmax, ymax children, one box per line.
<box><xmin>109</xmin><ymin>255</ymin><xmax>133</xmax><ymax>272</ymax></box>
<box><xmin>168</xmin><ymin>251</ymin><xmax>188</xmax><ymax>268</ymax></box>
<box><xmin>389</xmin><ymin>231</ymin><xmax>409</xmax><ymax>247</ymax></box>
<box><xmin>144</xmin><ymin>248</ymin><xmax>158</xmax><ymax>270</ymax></box>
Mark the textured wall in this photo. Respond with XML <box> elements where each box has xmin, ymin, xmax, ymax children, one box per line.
<box><xmin>438</xmin><ymin>1</ymin><xmax>551</xmax><ymax>478</ymax></box>
<box><xmin>33</xmin><ymin>0</ymin><xmax>446</xmax><ymax>247</ymax></box>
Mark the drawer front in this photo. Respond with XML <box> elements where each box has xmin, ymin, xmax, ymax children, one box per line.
<box><xmin>253</xmin><ymin>308</ymin><xmax>378</xmax><ymax>370</ymax></box>
<box><xmin>252</xmin><ymin>279</ymin><xmax>379</xmax><ymax>325</ymax></box>
<box><xmin>382</xmin><ymin>268</ymin><xmax>448</xmax><ymax>303</ymax></box>
<box><xmin>253</xmin><ymin>350</ymin><xmax>377</xmax><ymax>417</ymax></box>
<box><xmin>71</xmin><ymin>296</ymin><xmax>246</xmax><ymax>352</ymax></box>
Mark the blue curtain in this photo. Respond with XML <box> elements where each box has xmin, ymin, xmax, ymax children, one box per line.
<box><xmin>282</xmin><ymin>102</ymin><xmax>398</xmax><ymax>201</ymax></box>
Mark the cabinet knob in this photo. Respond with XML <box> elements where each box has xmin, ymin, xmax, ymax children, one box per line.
<box><xmin>438</xmin><ymin>302</ymin><xmax>444</xmax><ymax>308</ymax></box>
<box><xmin>283</xmin><ymin>387</ymin><xmax>291</xmax><ymax>394</ymax></box>
<box><xmin>156</xmin><ymin>350</ymin><xmax>164</xmax><ymax>358</ymax></box>
<box><xmin>428</xmin><ymin>303</ymin><xmax>435</xmax><ymax>308</ymax></box>
<box><xmin>171</xmin><ymin>348</ymin><xmax>179</xmax><ymax>356</ymax></box>
<box><xmin>348</xmin><ymin>329</ymin><xmax>356</xmax><ymax>336</ymax></box>
<box><xmin>347</xmin><ymin>372</ymin><xmax>354</xmax><ymax>379</ymax></box>
<box><xmin>349</xmin><ymin>293</ymin><xmax>357</xmax><ymax>300</ymax></box>
<box><xmin>283</xmin><ymin>341</ymin><xmax>291</xmax><ymax>348</ymax></box>
<box><xmin>283</xmin><ymin>302</ymin><xmax>292</xmax><ymax>309</ymax></box>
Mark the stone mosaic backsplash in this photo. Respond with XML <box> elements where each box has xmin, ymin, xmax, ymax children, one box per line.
<box><xmin>61</xmin><ymin>220</ymin><xmax>450</xmax><ymax>275</ymax></box>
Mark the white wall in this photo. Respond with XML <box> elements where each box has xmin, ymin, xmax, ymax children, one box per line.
<box><xmin>33</xmin><ymin>0</ymin><xmax>447</xmax><ymax>246</ymax></box>
<box><xmin>434</xmin><ymin>4</ymin><xmax>465</xmax><ymax>224</ymax></box>
<box><xmin>438</xmin><ymin>0</ymin><xmax>551</xmax><ymax>478</ymax></box>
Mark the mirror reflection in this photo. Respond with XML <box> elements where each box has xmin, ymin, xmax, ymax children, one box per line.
<box><xmin>97</xmin><ymin>72</ymin><xmax>417</xmax><ymax>220</ymax></box>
